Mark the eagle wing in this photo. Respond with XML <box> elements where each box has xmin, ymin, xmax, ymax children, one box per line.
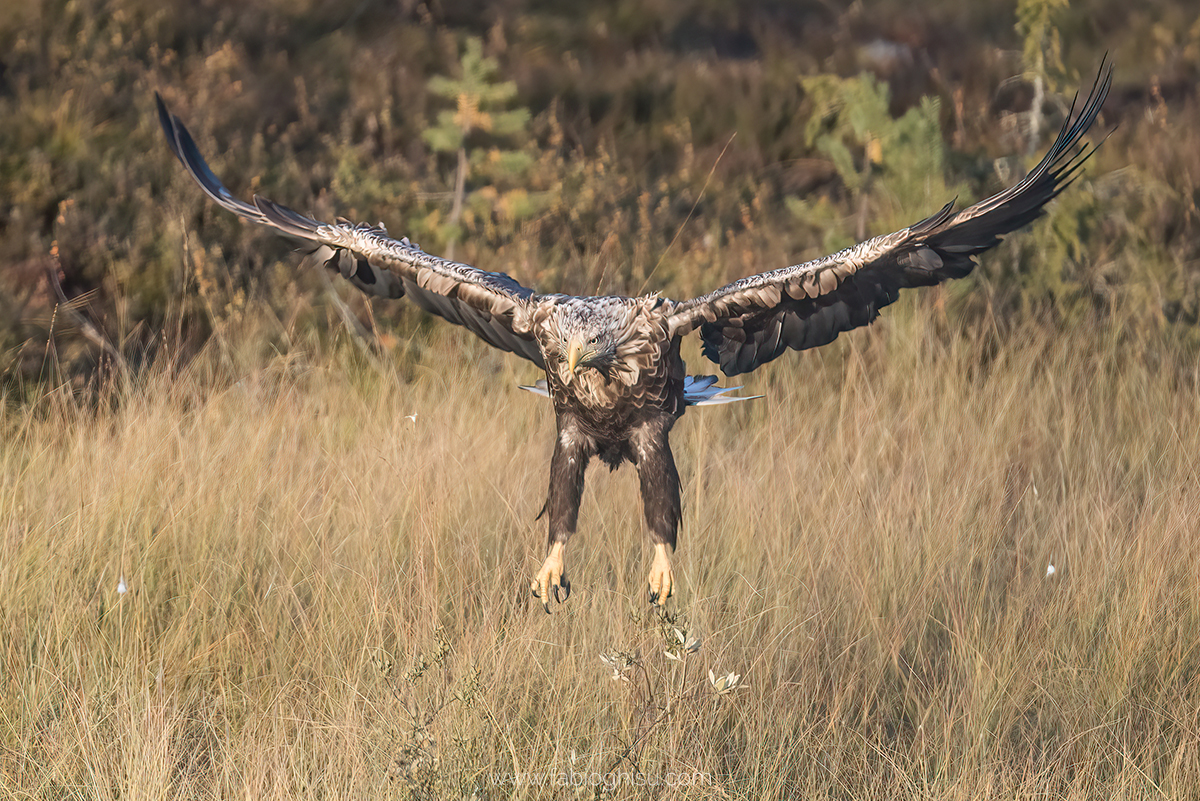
<box><xmin>666</xmin><ymin>61</ymin><xmax>1112</xmax><ymax>376</ymax></box>
<box><xmin>157</xmin><ymin>94</ymin><xmax>545</xmax><ymax>368</ymax></box>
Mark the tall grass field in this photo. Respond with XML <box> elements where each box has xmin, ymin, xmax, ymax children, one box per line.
<box><xmin>3</xmin><ymin>307</ymin><xmax>1199</xmax><ymax>799</ymax></box>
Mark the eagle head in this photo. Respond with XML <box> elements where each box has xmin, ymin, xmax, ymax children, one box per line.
<box><xmin>545</xmin><ymin>299</ymin><xmax>632</xmax><ymax>384</ymax></box>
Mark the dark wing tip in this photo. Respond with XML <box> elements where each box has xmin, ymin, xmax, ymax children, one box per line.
<box><xmin>156</xmin><ymin>93</ymin><xmax>265</xmax><ymax>221</ymax></box>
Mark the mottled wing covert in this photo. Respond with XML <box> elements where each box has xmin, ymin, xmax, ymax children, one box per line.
<box><xmin>157</xmin><ymin>94</ymin><xmax>545</xmax><ymax>367</ymax></box>
<box><xmin>666</xmin><ymin>60</ymin><xmax>1112</xmax><ymax>376</ymax></box>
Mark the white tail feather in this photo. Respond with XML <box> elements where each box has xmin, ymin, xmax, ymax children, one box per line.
<box><xmin>518</xmin><ymin>380</ymin><xmax>551</xmax><ymax>398</ymax></box>
<box><xmin>519</xmin><ymin>376</ymin><xmax>760</xmax><ymax>406</ymax></box>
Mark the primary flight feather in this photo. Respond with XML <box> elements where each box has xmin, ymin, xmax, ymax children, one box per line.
<box><xmin>157</xmin><ymin>60</ymin><xmax>1110</xmax><ymax>611</ymax></box>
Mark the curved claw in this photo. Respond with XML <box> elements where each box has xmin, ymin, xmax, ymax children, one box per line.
<box><xmin>531</xmin><ymin>542</ymin><xmax>570</xmax><ymax>613</ymax></box>
<box><xmin>647</xmin><ymin>543</ymin><xmax>674</xmax><ymax>607</ymax></box>
<box><xmin>554</xmin><ymin>576</ymin><xmax>571</xmax><ymax>604</ymax></box>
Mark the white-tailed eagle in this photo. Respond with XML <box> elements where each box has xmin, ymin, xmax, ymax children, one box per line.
<box><xmin>157</xmin><ymin>61</ymin><xmax>1110</xmax><ymax>611</ymax></box>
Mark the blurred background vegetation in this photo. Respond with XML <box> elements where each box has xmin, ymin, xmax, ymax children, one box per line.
<box><xmin>1</xmin><ymin>0</ymin><xmax>1199</xmax><ymax>389</ymax></box>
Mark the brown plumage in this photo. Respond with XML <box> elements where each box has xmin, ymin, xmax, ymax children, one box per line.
<box><xmin>156</xmin><ymin>60</ymin><xmax>1110</xmax><ymax>611</ymax></box>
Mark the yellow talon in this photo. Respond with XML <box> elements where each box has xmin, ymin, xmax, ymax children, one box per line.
<box><xmin>647</xmin><ymin>543</ymin><xmax>674</xmax><ymax>606</ymax></box>
<box><xmin>531</xmin><ymin>542</ymin><xmax>571</xmax><ymax>613</ymax></box>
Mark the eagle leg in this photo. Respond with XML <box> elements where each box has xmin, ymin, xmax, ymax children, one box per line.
<box><xmin>532</xmin><ymin>419</ymin><xmax>591</xmax><ymax>612</ymax></box>
<box><xmin>632</xmin><ymin>420</ymin><xmax>681</xmax><ymax>606</ymax></box>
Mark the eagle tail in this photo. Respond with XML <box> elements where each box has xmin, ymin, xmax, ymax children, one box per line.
<box><xmin>518</xmin><ymin>380</ymin><xmax>552</xmax><ymax>398</ymax></box>
<box><xmin>517</xmin><ymin>376</ymin><xmax>761</xmax><ymax>406</ymax></box>
<box><xmin>681</xmin><ymin>375</ymin><xmax>762</xmax><ymax>406</ymax></box>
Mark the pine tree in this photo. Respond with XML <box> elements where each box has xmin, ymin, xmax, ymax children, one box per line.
<box><xmin>796</xmin><ymin>73</ymin><xmax>951</xmax><ymax>243</ymax></box>
<box><xmin>423</xmin><ymin>37</ymin><xmax>531</xmax><ymax>258</ymax></box>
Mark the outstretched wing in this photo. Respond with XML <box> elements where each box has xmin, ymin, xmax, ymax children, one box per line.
<box><xmin>667</xmin><ymin>60</ymin><xmax>1112</xmax><ymax>376</ymax></box>
<box><xmin>156</xmin><ymin>94</ymin><xmax>545</xmax><ymax>367</ymax></box>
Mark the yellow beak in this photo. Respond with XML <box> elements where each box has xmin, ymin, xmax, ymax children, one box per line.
<box><xmin>567</xmin><ymin>340</ymin><xmax>583</xmax><ymax>375</ymax></box>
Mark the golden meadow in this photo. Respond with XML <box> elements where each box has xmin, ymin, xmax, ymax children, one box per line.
<box><xmin>3</xmin><ymin>0</ymin><xmax>1200</xmax><ymax>797</ymax></box>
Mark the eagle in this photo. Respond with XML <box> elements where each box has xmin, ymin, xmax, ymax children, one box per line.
<box><xmin>156</xmin><ymin>62</ymin><xmax>1109</xmax><ymax>612</ymax></box>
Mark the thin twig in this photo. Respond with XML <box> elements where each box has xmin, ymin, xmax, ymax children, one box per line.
<box><xmin>637</xmin><ymin>132</ymin><xmax>736</xmax><ymax>295</ymax></box>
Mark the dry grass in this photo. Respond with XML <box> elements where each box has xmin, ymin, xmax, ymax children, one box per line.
<box><xmin>3</xmin><ymin>307</ymin><xmax>1200</xmax><ymax>800</ymax></box>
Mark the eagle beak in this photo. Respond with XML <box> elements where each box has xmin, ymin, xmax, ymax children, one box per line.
<box><xmin>567</xmin><ymin>340</ymin><xmax>583</xmax><ymax>376</ymax></box>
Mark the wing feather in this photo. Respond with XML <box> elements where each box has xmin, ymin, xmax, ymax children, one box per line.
<box><xmin>667</xmin><ymin>59</ymin><xmax>1112</xmax><ymax>376</ymax></box>
<box><xmin>157</xmin><ymin>93</ymin><xmax>545</xmax><ymax>367</ymax></box>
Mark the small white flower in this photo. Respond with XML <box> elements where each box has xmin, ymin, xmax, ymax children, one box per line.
<box><xmin>117</xmin><ymin>575</ymin><xmax>128</xmax><ymax>595</ymax></box>
<box><xmin>664</xmin><ymin>628</ymin><xmax>701</xmax><ymax>661</ymax></box>
<box><xmin>708</xmin><ymin>669</ymin><xmax>747</xmax><ymax>695</ymax></box>
<box><xmin>405</xmin><ymin>413</ymin><xmax>418</xmax><ymax>424</ymax></box>
<box><xmin>1046</xmin><ymin>562</ymin><xmax>1056</xmax><ymax>578</ymax></box>
<box><xmin>599</xmin><ymin>651</ymin><xmax>631</xmax><ymax>682</ymax></box>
